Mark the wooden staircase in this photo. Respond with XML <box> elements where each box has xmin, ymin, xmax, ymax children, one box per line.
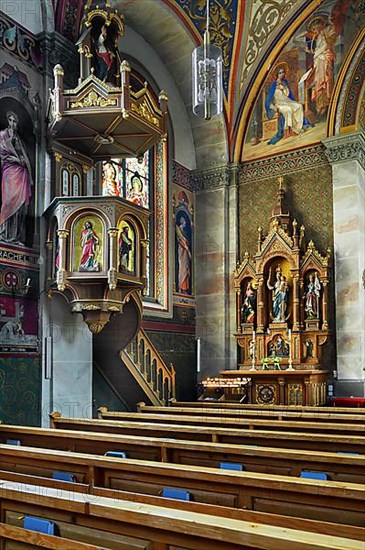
<box><xmin>121</xmin><ymin>329</ymin><xmax>176</xmax><ymax>406</ymax></box>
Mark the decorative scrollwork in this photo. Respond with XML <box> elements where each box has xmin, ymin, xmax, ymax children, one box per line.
<box><xmin>241</xmin><ymin>0</ymin><xmax>297</xmax><ymax>83</ymax></box>
<box><xmin>239</xmin><ymin>145</ymin><xmax>328</xmax><ymax>183</ymax></box>
<box><xmin>0</xmin><ymin>14</ymin><xmax>43</xmax><ymax>69</ymax></box>
<box><xmin>131</xmin><ymin>101</ymin><xmax>159</xmax><ymax>126</ymax></box>
<box><xmin>70</xmin><ymin>91</ymin><xmax>117</xmax><ymax>109</ymax></box>
<box><xmin>257</xmin><ymin>383</ymin><xmax>276</xmax><ymax>404</ymax></box>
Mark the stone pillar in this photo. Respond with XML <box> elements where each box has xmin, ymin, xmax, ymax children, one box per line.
<box><xmin>194</xmin><ymin>164</ymin><xmax>238</xmax><ymax>378</ymax></box>
<box><xmin>323</xmin><ymin>131</ymin><xmax>365</xmax><ymax>397</ymax></box>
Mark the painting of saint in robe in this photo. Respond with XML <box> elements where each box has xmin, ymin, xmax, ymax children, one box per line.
<box><xmin>73</xmin><ymin>215</ymin><xmax>104</xmax><ymax>272</ymax></box>
<box><xmin>0</xmin><ymin>108</ymin><xmax>34</xmax><ymax>245</ymax></box>
<box><xmin>78</xmin><ymin>220</ymin><xmax>101</xmax><ymax>272</ymax></box>
<box><xmin>243</xmin><ymin>0</ymin><xmax>362</xmax><ymax>161</ymax></box>
<box><xmin>175</xmin><ymin>214</ymin><xmax>192</xmax><ymax>294</ymax></box>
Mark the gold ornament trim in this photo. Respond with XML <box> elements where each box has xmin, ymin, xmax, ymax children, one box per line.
<box><xmin>261</xmin><ymin>226</ymin><xmax>293</xmax><ymax>253</ymax></box>
<box><xmin>302</xmin><ymin>240</ymin><xmax>329</xmax><ymax>267</ymax></box>
<box><xmin>131</xmin><ymin>101</ymin><xmax>159</xmax><ymax>127</ymax></box>
<box><xmin>71</xmin><ymin>91</ymin><xmax>117</xmax><ymax>109</ymax></box>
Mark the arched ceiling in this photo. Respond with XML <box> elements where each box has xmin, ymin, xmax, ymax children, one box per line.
<box><xmin>53</xmin><ymin>0</ymin><xmax>314</xmax><ymax>166</ymax></box>
<box><xmin>53</xmin><ymin>0</ymin><xmax>365</xmax><ymax>166</ymax></box>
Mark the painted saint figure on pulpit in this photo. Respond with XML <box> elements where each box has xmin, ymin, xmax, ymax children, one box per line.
<box><xmin>79</xmin><ymin>220</ymin><xmax>101</xmax><ymax>272</ymax></box>
<box><xmin>119</xmin><ymin>225</ymin><xmax>133</xmax><ymax>273</ymax></box>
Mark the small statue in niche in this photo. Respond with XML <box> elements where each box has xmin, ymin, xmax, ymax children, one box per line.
<box><xmin>268</xmin><ymin>335</ymin><xmax>289</xmax><ymax>358</ymax></box>
<box><xmin>241</xmin><ymin>281</ymin><xmax>256</xmax><ymax>323</ymax></box>
<box><xmin>304</xmin><ymin>272</ymin><xmax>321</xmax><ymax>319</ymax></box>
<box><xmin>119</xmin><ymin>225</ymin><xmax>133</xmax><ymax>273</ymax></box>
<box><xmin>91</xmin><ymin>23</ymin><xmax>117</xmax><ymax>82</ymax></box>
<box><xmin>249</xmin><ymin>339</ymin><xmax>255</xmax><ymax>359</ymax></box>
<box><xmin>79</xmin><ymin>220</ymin><xmax>101</xmax><ymax>272</ymax></box>
<box><xmin>305</xmin><ymin>338</ymin><xmax>314</xmax><ymax>358</ymax></box>
<box><xmin>267</xmin><ymin>266</ymin><xmax>289</xmax><ymax>322</ymax></box>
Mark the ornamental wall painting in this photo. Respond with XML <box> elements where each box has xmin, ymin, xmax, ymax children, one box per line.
<box><xmin>72</xmin><ymin>215</ymin><xmax>104</xmax><ymax>273</ymax></box>
<box><xmin>173</xmin><ymin>186</ymin><xmax>194</xmax><ymax>296</ymax></box>
<box><xmin>0</xmin><ymin>296</ymin><xmax>38</xmax><ymax>353</ymax></box>
<box><xmin>243</xmin><ymin>0</ymin><xmax>365</xmax><ymax>161</ymax></box>
<box><xmin>118</xmin><ymin>220</ymin><xmax>136</xmax><ymax>275</ymax></box>
<box><xmin>0</xmin><ymin>98</ymin><xmax>36</xmax><ymax>247</ymax></box>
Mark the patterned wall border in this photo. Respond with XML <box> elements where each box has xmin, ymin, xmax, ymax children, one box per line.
<box><xmin>0</xmin><ymin>12</ymin><xmax>43</xmax><ymax>70</ymax></box>
<box><xmin>239</xmin><ymin>145</ymin><xmax>329</xmax><ymax>183</ymax></box>
<box><xmin>172</xmin><ymin>160</ymin><xmax>194</xmax><ymax>191</ymax></box>
<box><xmin>359</xmin><ymin>88</ymin><xmax>365</xmax><ymax>128</ymax></box>
<box><xmin>323</xmin><ymin>130</ymin><xmax>365</xmax><ymax>171</ymax></box>
<box><xmin>193</xmin><ymin>163</ymin><xmax>230</xmax><ymax>192</ymax></box>
<box><xmin>341</xmin><ymin>49</ymin><xmax>365</xmax><ymax>129</ymax></box>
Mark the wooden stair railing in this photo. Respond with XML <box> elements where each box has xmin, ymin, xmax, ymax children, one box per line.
<box><xmin>120</xmin><ymin>328</ymin><xmax>176</xmax><ymax>406</ymax></box>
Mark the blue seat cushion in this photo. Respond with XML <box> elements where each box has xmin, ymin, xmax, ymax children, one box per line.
<box><xmin>161</xmin><ymin>488</ymin><xmax>191</xmax><ymax>501</ymax></box>
<box><xmin>220</xmin><ymin>462</ymin><xmax>245</xmax><ymax>471</ymax></box>
<box><xmin>24</xmin><ymin>516</ymin><xmax>55</xmax><ymax>535</ymax></box>
<box><xmin>104</xmin><ymin>451</ymin><xmax>127</xmax><ymax>458</ymax></box>
<box><xmin>300</xmin><ymin>470</ymin><xmax>328</xmax><ymax>480</ymax></box>
<box><xmin>52</xmin><ymin>471</ymin><xmax>76</xmax><ymax>482</ymax></box>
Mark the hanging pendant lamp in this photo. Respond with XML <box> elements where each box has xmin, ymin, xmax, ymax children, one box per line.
<box><xmin>192</xmin><ymin>0</ymin><xmax>223</xmax><ymax>120</ymax></box>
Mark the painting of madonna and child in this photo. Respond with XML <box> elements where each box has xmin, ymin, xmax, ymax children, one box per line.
<box><xmin>243</xmin><ymin>0</ymin><xmax>364</xmax><ymax>161</ymax></box>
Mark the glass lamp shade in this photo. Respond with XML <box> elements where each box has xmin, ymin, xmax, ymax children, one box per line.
<box><xmin>192</xmin><ymin>43</ymin><xmax>223</xmax><ymax>120</ymax></box>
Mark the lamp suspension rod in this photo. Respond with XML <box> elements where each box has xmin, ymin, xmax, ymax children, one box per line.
<box><xmin>204</xmin><ymin>0</ymin><xmax>211</xmax><ymax>120</ymax></box>
<box><xmin>206</xmin><ymin>0</ymin><xmax>210</xmax><ymax>38</ymax></box>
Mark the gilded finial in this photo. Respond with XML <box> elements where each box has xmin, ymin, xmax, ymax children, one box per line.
<box><xmin>278</xmin><ymin>176</ymin><xmax>284</xmax><ymax>190</ymax></box>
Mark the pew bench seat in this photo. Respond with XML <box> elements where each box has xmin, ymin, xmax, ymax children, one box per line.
<box><xmin>1</xmin><ymin>480</ymin><xmax>364</xmax><ymax>550</ymax></box>
<box><xmin>1</xmin><ymin>444</ymin><xmax>364</xmax><ymax>528</ymax></box>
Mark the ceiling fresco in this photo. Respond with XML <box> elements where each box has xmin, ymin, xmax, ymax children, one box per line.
<box><xmin>51</xmin><ymin>0</ymin><xmax>365</xmax><ymax>163</ymax></box>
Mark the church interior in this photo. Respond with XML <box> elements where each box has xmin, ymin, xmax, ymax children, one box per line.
<box><xmin>0</xmin><ymin>0</ymin><xmax>364</xmax><ymax>548</ymax></box>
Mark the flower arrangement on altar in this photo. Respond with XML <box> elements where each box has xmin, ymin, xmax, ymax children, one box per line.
<box><xmin>261</xmin><ymin>356</ymin><xmax>281</xmax><ymax>370</ymax></box>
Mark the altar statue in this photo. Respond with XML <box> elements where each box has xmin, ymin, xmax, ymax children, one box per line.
<box><xmin>267</xmin><ymin>267</ymin><xmax>289</xmax><ymax>322</ymax></box>
<box><xmin>304</xmin><ymin>272</ymin><xmax>321</xmax><ymax>319</ymax></box>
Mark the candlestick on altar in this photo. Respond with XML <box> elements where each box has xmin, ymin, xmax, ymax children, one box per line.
<box><xmin>287</xmin><ymin>328</ymin><xmax>294</xmax><ymax>370</ymax></box>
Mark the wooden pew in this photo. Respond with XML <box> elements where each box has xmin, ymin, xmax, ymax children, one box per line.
<box><xmin>170</xmin><ymin>401</ymin><xmax>365</xmax><ymax>414</ymax></box>
<box><xmin>1</xmin><ymin>445</ymin><xmax>365</xmax><ymax>529</ymax></box>
<box><xmin>10</xmin><ymin>419</ymin><xmax>365</xmax><ymax>456</ymax></box>
<box><xmin>3</xmin><ymin>469</ymin><xmax>365</xmax><ymax>544</ymax></box>
<box><xmin>96</xmin><ymin>409</ymin><xmax>364</xmax><ymax>435</ymax></box>
<box><xmin>0</xmin><ymin>524</ymin><xmax>109</xmax><ymax>550</ymax></box>
<box><xmin>49</xmin><ymin>414</ymin><xmax>365</xmax><ymax>481</ymax></box>
<box><xmin>2</xmin><ymin>480</ymin><xmax>363</xmax><ymax>549</ymax></box>
<box><xmin>134</xmin><ymin>404</ymin><xmax>365</xmax><ymax>424</ymax></box>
